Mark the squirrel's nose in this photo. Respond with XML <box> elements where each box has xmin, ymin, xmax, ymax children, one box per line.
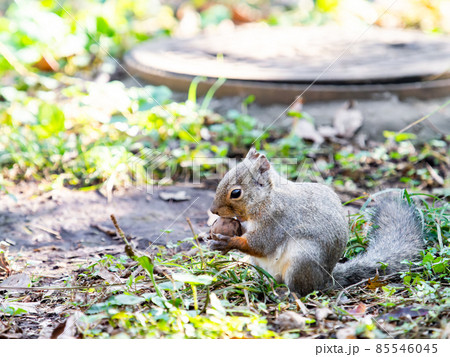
<box><xmin>210</xmin><ymin>203</ymin><xmax>219</xmax><ymax>215</ymax></box>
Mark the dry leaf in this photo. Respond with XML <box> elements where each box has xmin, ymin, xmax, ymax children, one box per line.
<box><xmin>318</xmin><ymin>125</ymin><xmax>338</xmax><ymax>138</ymax></box>
<box><xmin>293</xmin><ymin>119</ymin><xmax>324</xmax><ymax>144</ymax></box>
<box><xmin>426</xmin><ymin>163</ymin><xmax>444</xmax><ymax>185</ymax></box>
<box><xmin>366</xmin><ymin>274</ymin><xmax>388</xmax><ymax>290</ymax></box>
<box><xmin>441</xmin><ymin>322</ymin><xmax>450</xmax><ymax>338</ymax></box>
<box><xmin>51</xmin><ymin>311</ymin><xmax>87</xmax><ymax>339</ymax></box>
<box><xmin>0</xmin><ymin>273</ymin><xmax>31</xmax><ymax>293</ymax></box>
<box><xmin>291</xmin><ymin>292</ymin><xmax>308</xmax><ymax>315</ymax></box>
<box><xmin>34</xmin><ymin>53</ymin><xmax>60</xmax><ymax>72</ymax></box>
<box><xmin>159</xmin><ymin>191</ymin><xmax>191</xmax><ymax>201</ymax></box>
<box><xmin>0</xmin><ymin>332</ymin><xmax>23</xmax><ymax>338</ymax></box>
<box><xmin>96</xmin><ymin>266</ymin><xmax>122</xmax><ymax>285</ymax></box>
<box><xmin>336</xmin><ymin>326</ymin><xmax>357</xmax><ymax>339</ymax></box>
<box><xmin>348</xmin><ymin>302</ymin><xmax>367</xmax><ymax>318</ymax></box>
<box><xmin>315</xmin><ymin>307</ymin><xmax>333</xmax><ymax>321</ymax></box>
<box><xmin>378</xmin><ymin>306</ymin><xmax>428</xmax><ymax>321</ymax></box>
<box><xmin>231</xmin><ymin>3</ymin><xmax>263</xmax><ymax>23</ymax></box>
<box><xmin>274</xmin><ymin>311</ymin><xmax>306</xmax><ymax>331</ymax></box>
<box><xmin>181</xmin><ymin>248</ymin><xmax>199</xmax><ymax>257</ymax></box>
<box><xmin>289</xmin><ymin>97</ymin><xmax>303</xmax><ymax>113</ymax></box>
<box><xmin>1</xmin><ymin>301</ymin><xmax>39</xmax><ymax>314</ymax></box>
<box><xmin>333</xmin><ymin>100</ymin><xmax>363</xmax><ymax>138</ymax></box>
<box><xmin>39</xmin><ymin>319</ymin><xmax>56</xmax><ymax>339</ymax></box>
<box><xmin>0</xmin><ymin>251</ymin><xmax>10</xmax><ymax>276</ymax></box>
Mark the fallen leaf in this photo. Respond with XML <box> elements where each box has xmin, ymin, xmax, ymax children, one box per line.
<box><xmin>336</xmin><ymin>293</ymin><xmax>351</xmax><ymax>305</ymax></box>
<box><xmin>426</xmin><ymin>163</ymin><xmax>444</xmax><ymax>185</ymax></box>
<box><xmin>158</xmin><ymin>281</ymin><xmax>184</xmax><ymax>291</ymax></box>
<box><xmin>293</xmin><ymin>119</ymin><xmax>324</xmax><ymax>144</ymax></box>
<box><xmin>347</xmin><ymin>302</ymin><xmax>367</xmax><ymax>318</ymax></box>
<box><xmin>39</xmin><ymin>319</ymin><xmax>55</xmax><ymax>339</ymax></box>
<box><xmin>442</xmin><ymin>322</ymin><xmax>450</xmax><ymax>338</ymax></box>
<box><xmin>96</xmin><ymin>266</ymin><xmax>122</xmax><ymax>285</ymax></box>
<box><xmin>315</xmin><ymin>307</ymin><xmax>333</xmax><ymax>322</ymax></box>
<box><xmin>0</xmin><ymin>332</ymin><xmax>23</xmax><ymax>338</ymax></box>
<box><xmin>336</xmin><ymin>326</ymin><xmax>357</xmax><ymax>339</ymax></box>
<box><xmin>0</xmin><ymin>273</ymin><xmax>31</xmax><ymax>293</ymax></box>
<box><xmin>231</xmin><ymin>3</ymin><xmax>262</xmax><ymax>23</ymax></box>
<box><xmin>289</xmin><ymin>97</ymin><xmax>303</xmax><ymax>114</ymax></box>
<box><xmin>181</xmin><ymin>247</ymin><xmax>199</xmax><ymax>257</ymax></box>
<box><xmin>107</xmin><ymin>293</ymin><xmax>145</xmax><ymax>306</ymax></box>
<box><xmin>318</xmin><ymin>125</ymin><xmax>338</xmax><ymax>138</ymax></box>
<box><xmin>0</xmin><ymin>251</ymin><xmax>10</xmax><ymax>276</ymax></box>
<box><xmin>172</xmin><ymin>273</ymin><xmax>213</xmax><ymax>285</ymax></box>
<box><xmin>159</xmin><ymin>191</ymin><xmax>191</xmax><ymax>201</ymax></box>
<box><xmin>96</xmin><ymin>266</ymin><xmax>123</xmax><ymax>293</ymax></box>
<box><xmin>274</xmin><ymin>311</ymin><xmax>306</xmax><ymax>331</ymax></box>
<box><xmin>34</xmin><ymin>53</ymin><xmax>60</xmax><ymax>72</ymax></box>
<box><xmin>4</xmin><ymin>238</ymin><xmax>16</xmax><ymax>246</ymax></box>
<box><xmin>378</xmin><ymin>306</ymin><xmax>429</xmax><ymax>321</ymax></box>
<box><xmin>366</xmin><ymin>274</ymin><xmax>388</xmax><ymax>290</ymax></box>
<box><xmin>1</xmin><ymin>302</ymin><xmax>39</xmax><ymax>314</ymax></box>
<box><xmin>291</xmin><ymin>292</ymin><xmax>308</xmax><ymax>315</ymax></box>
<box><xmin>51</xmin><ymin>311</ymin><xmax>87</xmax><ymax>339</ymax></box>
<box><xmin>333</xmin><ymin>100</ymin><xmax>363</xmax><ymax>138</ymax></box>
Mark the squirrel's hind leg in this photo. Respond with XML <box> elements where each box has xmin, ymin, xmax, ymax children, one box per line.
<box><xmin>284</xmin><ymin>254</ymin><xmax>333</xmax><ymax>296</ymax></box>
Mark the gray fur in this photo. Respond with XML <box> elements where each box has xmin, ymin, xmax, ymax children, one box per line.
<box><xmin>210</xmin><ymin>149</ymin><xmax>424</xmax><ymax>296</ymax></box>
<box><xmin>332</xmin><ymin>196</ymin><xmax>424</xmax><ymax>288</ymax></box>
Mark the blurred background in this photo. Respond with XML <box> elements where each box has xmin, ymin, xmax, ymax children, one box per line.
<box><xmin>1</xmin><ymin>1</ymin><xmax>450</xmax><ymax>340</ymax></box>
<box><xmin>0</xmin><ymin>0</ymin><xmax>449</xmax><ymax>195</ymax></box>
<box><xmin>1</xmin><ymin>0</ymin><xmax>449</xmax><ymax>77</ymax></box>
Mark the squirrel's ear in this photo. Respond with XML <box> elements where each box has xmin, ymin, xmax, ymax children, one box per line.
<box><xmin>243</xmin><ymin>153</ymin><xmax>271</xmax><ymax>186</ymax></box>
<box><xmin>246</xmin><ymin>147</ymin><xmax>260</xmax><ymax>160</ymax></box>
<box><xmin>256</xmin><ymin>155</ymin><xmax>270</xmax><ymax>174</ymax></box>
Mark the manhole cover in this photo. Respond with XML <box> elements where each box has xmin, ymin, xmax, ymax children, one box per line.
<box><xmin>125</xmin><ymin>26</ymin><xmax>450</xmax><ymax>103</ymax></box>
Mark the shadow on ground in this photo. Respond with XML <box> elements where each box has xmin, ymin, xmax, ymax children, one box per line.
<box><xmin>0</xmin><ymin>184</ymin><xmax>215</xmax><ymax>253</ymax></box>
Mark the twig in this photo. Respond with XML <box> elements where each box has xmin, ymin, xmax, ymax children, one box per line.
<box><xmin>200</xmin><ymin>286</ymin><xmax>210</xmax><ymax>315</ymax></box>
<box><xmin>110</xmin><ymin>214</ymin><xmax>130</xmax><ymax>246</ymax></box>
<box><xmin>244</xmin><ymin>289</ymin><xmax>251</xmax><ymax>310</ymax></box>
<box><xmin>0</xmin><ymin>253</ymin><xmax>10</xmax><ymax>276</ymax></box>
<box><xmin>186</xmin><ymin>217</ymin><xmax>206</xmax><ymax>270</ymax></box>
<box><xmin>397</xmin><ymin>99</ymin><xmax>450</xmax><ymax>134</ymax></box>
<box><xmin>335</xmin><ymin>267</ymin><xmax>424</xmax><ymax>304</ymax></box>
<box><xmin>0</xmin><ymin>278</ymin><xmax>167</xmax><ymax>291</ymax></box>
<box><xmin>425</xmin><ymin>163</ymin><xmax>444</xmax><ymax>186</ymax></box>
<box><xmin>291</xmin><ymin>292</ymin><xmax>309</xmax><ymax>315</ymax></box>
<box><xmin>0</xmin><ymin>42</ymin><xmax>38</xmax><ymax>78</ymax></box>
<box><xmin>91</xmin><ymin>224</ymin><xmax>117</xmax><ymax>237</ymax></box>
<box><xmin>29</xmin><ymin>223</ymin><xmax>61</xmax><ymax>240</ymax></box>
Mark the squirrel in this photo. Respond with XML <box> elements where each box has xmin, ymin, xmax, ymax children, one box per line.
<box><xmin>208</xmin><ymin>148</ymin><xmax>424</xmax><ymax>296</ymax></box>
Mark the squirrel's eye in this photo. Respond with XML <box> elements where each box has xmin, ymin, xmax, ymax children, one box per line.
<box><xmin>230</xmin><ymin>189</ymin><xmax>242</xmax><ymax>199</ymax></box>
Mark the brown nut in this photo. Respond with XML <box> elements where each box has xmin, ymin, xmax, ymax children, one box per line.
<box><xmin>210</xmin><ymin>217</ymin><xmax>242</xmax><ymax>237</ymax></box>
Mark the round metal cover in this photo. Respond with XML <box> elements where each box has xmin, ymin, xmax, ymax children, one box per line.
<box><xmin>125</xmin><ymin>26</ymin><xmax>450</xmax><ymax>103</ymax></box>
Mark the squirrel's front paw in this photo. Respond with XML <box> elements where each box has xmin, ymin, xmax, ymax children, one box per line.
<box><xmin>208</xmin><ymin>233</ymin><xmax>231</xmax><ymax>254</ymax></box>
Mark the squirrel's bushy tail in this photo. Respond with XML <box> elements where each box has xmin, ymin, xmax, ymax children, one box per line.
<box><xmin>332</xmin><ymin>195</ymin><xmax>424</xmax><ymax>288</ymax></box>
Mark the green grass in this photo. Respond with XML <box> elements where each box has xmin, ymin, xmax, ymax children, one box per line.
<box><xmin>2</xmin><ymin>193</ymin><xmax>445</xmax><ymax>339</ymax></box>
<box><xmin>1</xmin><ymin>0</ymin><xmax>449</xmax><ymax>196</ymax></box>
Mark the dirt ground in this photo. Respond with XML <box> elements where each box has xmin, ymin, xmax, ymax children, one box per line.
<box><xmin>0</xmin><ymin>181</ymin><xmax>362</xmax><ymax>275</ymax></box>
<box><xmin>0</xmin><ymin>182</ymin><xmax>360</xmax><ymax>338</ymax></box>
<box><xmin>0</xmin><ymin>183</ymin><xmax>216</xmax><ymax>277</ymax></box>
